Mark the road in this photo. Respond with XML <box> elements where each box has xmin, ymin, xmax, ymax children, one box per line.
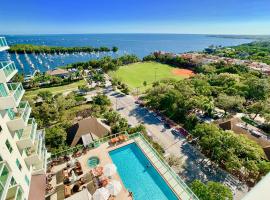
<box><xmin>102</xmin><ymin>83</ymin><xmax>248</xmax><ymax>200</ymax></box>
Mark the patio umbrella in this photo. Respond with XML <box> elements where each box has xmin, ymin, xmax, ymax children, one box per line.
<box><xmin>105</xmin><ymin>180</ymin><xmax>122</xmax><ymax>196</ymax></box>
<box><xmin>93</xmin><ymin>187</ymin><xmax>110</xmax><ymax>200</ymax></box>
<box><xmin>71</xmin><ymin>170</ymin><xmax>77</xmax><ymax>183</ymax></box>
<box><xmin>103</xmin><ymin>164</ymin><xmax>117</xmax><ymax>177</ymax></box>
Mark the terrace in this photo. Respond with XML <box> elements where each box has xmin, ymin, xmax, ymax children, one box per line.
<box><xmin>0</xmin><ymin>83</ymin><xmax>25</xmax><ymax>110</ymax></box>
<box><xmin>0</xmin><ymin>61</ymin><xmax>18</xmax><ymax>83</ymax></box>
<box><xmin>6</xmin><ymin>101</ymin><xmax>32</xmax><ymax>132</ymax></box>
<box><xmin>45</xmin><ymin>132</ymin><xmax>198</xmax><ymax>200</ymax></box>
<box><xmin>0</xmin><ymin>37</ymin><xmax>9</xmax><ymax>51</ymax></box>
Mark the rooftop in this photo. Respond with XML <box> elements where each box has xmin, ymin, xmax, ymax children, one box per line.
<box><xmin>46</xmin><ymin>132</ymin><xmax>198</xmax><ymax>200</ymax></box>
<box><xmin>47</xmin><ymin>68</ymin><xmax>70</xmax><ymax>76</ymax></box>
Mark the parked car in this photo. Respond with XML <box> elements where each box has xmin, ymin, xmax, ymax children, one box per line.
<box><xmin>171</xmin><ymin>128</ymin><xmax>180</xmax><ymax>136</ymax></box>
<box><xmin>164</xmin><ymin>123</ymin><xmax>171</xmax><ymax>129</ymax></box>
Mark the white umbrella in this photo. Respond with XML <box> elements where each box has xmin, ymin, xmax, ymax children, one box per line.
<box><xmin>106</xmin><ymin>180</ymin><xmax>122</xmax><ymax>196</ymax></box>
<box><xmin>93</xmin><ymin>187</ymin><xmax>110</xmax><ymax>200</ymax></box>
<box><xmin>71</xmin><ymin>170</ymin><xmax>77</xmax><ymax>183</ymax></box>
<box><xmin>104</xmin><ymin>164</ymin><xmax>117</xmax><ymax>177</ymax></box>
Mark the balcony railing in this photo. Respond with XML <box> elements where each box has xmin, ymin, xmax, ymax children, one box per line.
<box><xmin>18</xmin><ymin>101</ymin><xmax>31</xmax><ymax>122</ymax></box>
<box><xmin>9</xmin><ymin>101</ymin><xmax>31</xmax><ymax>121</ymax></box>
<box><xmin>0</xmin><ymin>37</ymin><xmax>8</xmax><ymax>48</ymax></box>
<box><xmin>49</xmin><ymin>132</ymin><xmax>199</xmax><ymax>200</ymax></box>
<box><xmin>24</xmin><ymin>130</ymin><xmax>46</xmax><ymax>168</ymax></box>
<box><xmin>0</xmin><ymin>161</ymin><xmax>12</xmax><ymax>200</ymax></box>
<box><xmin>29</xmin><ymin>118</ymin><xmax>37</xmax><ymax>140</ymax></box>
<box><xmin>15</xmin><ymin>129</ymin><xmax>24</xmax><ymax>139</ymax></box>
<box><xmin>6</xmin><ymin>101</ymin><xmax>31</xmax><ymax>131</ymax></box>
<box><xmin>16</xmin><ymin>118</ymin><xmax>37</xmax><ymax>150</ymax></box>
<box><xmin>6</xmin><ymin>184</ymin><xmax>23</xmax><ymax>200</ymax></box>
<box><xmin>0</xmin><ymin>61</ymin><xmax>17</xmax><ymax>79</ymax></box>
<box><xmin>0</xmin><ymin>83</ymin><xmax>25</xmax><ymax>110</ymax></box>
<box><xmin>7</xmin><ymin>83</ymin><xmax>24</xmax><ymax>103</ymax></box>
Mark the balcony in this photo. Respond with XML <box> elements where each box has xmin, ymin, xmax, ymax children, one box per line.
<box><xmin>6</xmin><ymin>185</ymin><xmax>23</xmax><ymax>200</ymax></box>
<box><xmin>0</xmin><ymin>83</ymin><xmax>25</xmax><ymax>110</ymax></box>
<box><xmin>17</xmin><ymin>118</ymin><xmax>37</xmax><ymax>150</ymax></box>
<box><xmin>6</xmin><ymin>101</ymin><xmax>31</xmax><ymax>132</ymax></box>
<box><xmin>0</xmin><ymin>37</ymin><xmax>9</xmax><ymax>51</ymax></box>
<box><xmin>0</xmin><ymin>61</ymin><xmax>18</xmax><ymax>83</ymax></box>
<box><xmin>0</xmin><ymin>161</ymin><xmax>12</xmax><ymax>200</ymax></box>
<box><xmin>25</xmin><ymin>130</ymin><xmax>47</xmax><ymax>169</ymax></box>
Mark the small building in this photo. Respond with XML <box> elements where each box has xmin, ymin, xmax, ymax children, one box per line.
<box><xmin>47</xmin><ymin>68</ymin><xmax>70</xmax><ymax>78</ymax></box>
<box><xmin>218</xmin><ymin>118</ymin><xmax>270</xmax><ymax>160</ymax></box>
<box><xmin>67</xmin><ymin>117</ymin><xmax>110</xmax><ymax>147</ymax></box>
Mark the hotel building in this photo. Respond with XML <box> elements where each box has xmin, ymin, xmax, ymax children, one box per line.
<box><xmin>0</xmin><ymin>37</ymin><xmax>47</xmax><ymax>200</ymax></box>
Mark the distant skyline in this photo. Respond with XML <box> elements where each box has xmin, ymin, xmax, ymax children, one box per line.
<box><xmin>1</xmin><ymin>0</ymin><xmax>270</xmax><ymax>35</ymax></box>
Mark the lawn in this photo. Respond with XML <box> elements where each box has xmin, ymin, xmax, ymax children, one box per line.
<box><xmin>110</xmin><ymin>62</ymin><xmax>188</xmax><ymax>91</ymax></box>
<box><xmin>25</xmin><ymin>79</ymin><xmax>86</xmax><ymax>97</ymax></box>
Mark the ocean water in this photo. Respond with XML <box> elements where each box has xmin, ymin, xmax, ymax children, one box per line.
<box><xmin>0</xmin><ymin>34</ymin><xmax>252</xmax><ymax>75</ymax></box>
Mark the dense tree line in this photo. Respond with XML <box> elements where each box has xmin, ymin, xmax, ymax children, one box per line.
<box><xmin>205</xmin><ymin>41</ymin><xmax>270</xmax><ymax>64</ymax></box>
<box><xmin>143</xmin><ymin>61</ymin><xmax>270</xmax><ymax>183</ymax></box>
<box><xmin>192</xmin><ymin>123</ymin><xmax>270</xmax><ymax>184</ymax></box>
<box><xmin>66</xmin><ymin>54</ymin><xmax>140</xmax><ymax>72</ymax></box>
<box><xmin>143</xmin><ymin>52</ymin><xmax>197</xmax><ymax>70</ymax></box>
<box><xmin>8</xmin><ymin>44</ymin><xmax>118</xmax><ymax>54</ymax></box>
<box><xmin>190</xmin><ymin>180</ymin><xmax>233</xmax><ymax>200</ymax></box>
<box><xmin>144</xmin><ymin>61</ymin><xmax>270</xmax><ymax>125</ymax></box>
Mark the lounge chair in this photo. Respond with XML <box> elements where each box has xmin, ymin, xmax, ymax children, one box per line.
<box><xmin>64</xmin><ymin>185</ymin><xmax>72</xmax><ymax>198</ymax></box>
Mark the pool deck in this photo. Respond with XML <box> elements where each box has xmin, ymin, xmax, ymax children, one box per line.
<box><xmin>47</xmin><ymin>133</ymin><xmax>198</xmax><ymax>200</ymax></box>
<box><xmin>47</xmin><ymin>140</ymin><xmax>134</xmax><ymax>200</ymax></box>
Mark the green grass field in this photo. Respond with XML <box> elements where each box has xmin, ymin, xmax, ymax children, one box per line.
<box><xmin>25</xmin><ymin>79</ymin><xmax>86</xmax><ymax>97</ymax></box>
<box><xmin>110</xmin><ymin>62</ymin><xmax>185</xmax><ymax>91</ymax></box>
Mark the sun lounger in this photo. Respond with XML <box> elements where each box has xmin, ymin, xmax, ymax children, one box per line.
<box><xmin>64</xmin><ymin>185</ymin><xmax>72</xmax><ymax>198</ymax></box>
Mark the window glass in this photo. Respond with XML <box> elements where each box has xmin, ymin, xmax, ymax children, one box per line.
<box><xmin>5</xmin><ymin>140</ymin><xmax>13</xmax><ymax>153</ymax></box>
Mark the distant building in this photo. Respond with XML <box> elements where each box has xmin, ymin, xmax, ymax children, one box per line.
<box><xmin>218</xmin><ymin>118</ymin><xmax>270</xmax><ymax>160</ymax></box>
<box><xmin>67</xmin><ymin>117</ymin><xmax>110</xmax><ymax>147</ymax></box>
<box><xmin>47</xmin><ymin>68</ymin><xmax>70</xmax><ymax>78</ymax></box>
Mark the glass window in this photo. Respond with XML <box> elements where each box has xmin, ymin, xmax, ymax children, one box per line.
<box><xmin>16</xmin><ymin>188</ymin><xmax>23</xmax><ymax>200</ymax></box>
<box><xmin>10</xmin><ymin>177</ymin><xmax>16</xmax><ymax>186</ymax></box>
<box><xmin>16</xmin><ymin>159</ymin><xmax>22</xmax><ymax>171</ymax></box>
<box><xmin>15</xmin><ymin>129</ymin><xmax>23</xmax><ymax>139</ymax></box>
<box><xmin>0</xmin><ymin>184</ymin><xmax>4</xmax><ymax>200</ymax></box>
<box><xmin>0</xmin><ymin>165</ymin><xmax>9</xmax><ymax>187</ymax></box>
<box><xmin>24</xmin><ymin>175</ymin><xmax>29</xmax><ymax>186</ymax></box>
<box><xmin>0</xmin><ymin>84</ymin><xmax>8</xmax><ymax>97</ymax></box>
<box><xmin>5</xmin><ymin>140</ymin><xmax>13</xmax><ymax>153</ymax></box>
<box><xmin>0</xmin><ymin>164</ymin><xmax>10</xmax><ymax>199</ymax></box>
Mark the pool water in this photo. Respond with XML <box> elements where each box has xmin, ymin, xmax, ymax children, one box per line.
<box><xmin>109</xmin><ymin>143</ymin><xmax>178</xmax><ymax>200</ymax></box>
<box><xmin>87</xmin><ymin>156</ymin><xmax>100</xmax><ymax>168</ymax></box>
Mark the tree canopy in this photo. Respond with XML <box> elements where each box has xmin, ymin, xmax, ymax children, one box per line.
<box><xmin>191</xmin><ymin>180</ymin><xmax>233</xmax><ymax>200</ymax></box>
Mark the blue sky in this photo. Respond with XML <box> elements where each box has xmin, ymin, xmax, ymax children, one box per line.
<box><xmin>1</xmin><ymin>0</ymin><xmax>270</xmax><ymax>35</ymax></box>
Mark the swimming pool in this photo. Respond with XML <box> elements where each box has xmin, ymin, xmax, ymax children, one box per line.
<box><xmin>109</xmin><ymin>143</ymin><xmax>178</xmax><ymax>200</ymax></box>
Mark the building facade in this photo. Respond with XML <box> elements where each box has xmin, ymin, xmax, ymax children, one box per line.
<box><xmin>0</xmin><ymin>37</ymin><xmax>47</xmax><ymax>200</ymax></box>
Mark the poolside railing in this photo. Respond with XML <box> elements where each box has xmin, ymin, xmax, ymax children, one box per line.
<box><xmin>48</xmin><ymin>131</ymin><xmax>199</xmax><ymax>200</ymax></box>
<box><xmin>49</xmin><ymin>131</ymin><xmax>128</xmax><ymax>160</ymax></box>
<box><xmin>134</xmin><ymin>132</ymin><xmax>199</xmax><ymax>200</ymax></box>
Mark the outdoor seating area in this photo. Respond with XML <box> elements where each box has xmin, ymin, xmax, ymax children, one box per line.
<box><xmin>45</xmin><ymin>133</ymin><xmax>133</xmax><ymax>200</ymax></box>
<box><xmin>109</xmin><ymin>134</ymin><xmax>128</xmax><ymax>145</ymax></box>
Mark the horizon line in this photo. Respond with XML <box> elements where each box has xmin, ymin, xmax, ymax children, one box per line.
<box><xmin>1</xmin><ymin>33</ymin><xmax>270</xmax><ymax>36</ymax></box>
